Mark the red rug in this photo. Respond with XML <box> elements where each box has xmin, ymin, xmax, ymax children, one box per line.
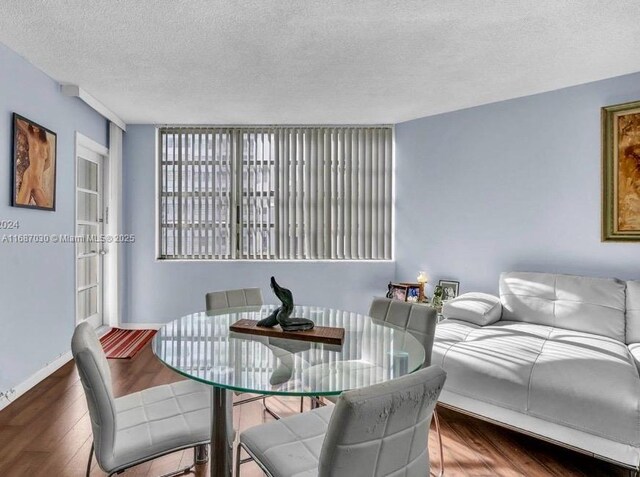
<box><xmin>100</xmin><ymin>328</ymin><xmax>157</xmax><ymax>359</ymax></box>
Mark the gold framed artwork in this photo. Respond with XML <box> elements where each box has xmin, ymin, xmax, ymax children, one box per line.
<box><xmin>12</xmin><ymin>113</ymin><xmax>57</xmax><ymax>211</ymax></box>
<box><xmin>602</xmin><ymin>100</ymin><xmax>640</xmax><ymax>241</ymax></box>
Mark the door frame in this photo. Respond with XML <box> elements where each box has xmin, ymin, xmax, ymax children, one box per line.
<box><xmin>74</xmin><ymin>132</ymin><xmax>119</xmax><ymax>328</ymax></box>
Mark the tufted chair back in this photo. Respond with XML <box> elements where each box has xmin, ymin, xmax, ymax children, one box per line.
<box><xmin>71</xmin><ymin>322</ymin><xmax>117</xmax><ymax>471</ymax></box>
<box><xmin>205</xmin><ymin>288</ymin><xmax>263</xmax><ymax>311</ymax></box>
<box><xmin>319</xmin><ymin>365</ymin><xmax>446</xmax><ymax>476</ymax></box>
<box><xmin>369</xmin><ymin>297</ymin><xmax>438</xmax><ymax>367</ymax></box>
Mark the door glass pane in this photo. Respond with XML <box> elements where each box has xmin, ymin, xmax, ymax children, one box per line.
<box><xmin>77</xmin><ymin>224</ymin><xmax>99</xmax><ymax>254</ymax></box>
<box><xmin>78</xmin><ymin>286</ymin><xmax>98</xmax><ymax>320</ymax></box>
<box><xmin>77</xmin><ymin>191</ymin><xmax>98</xmax><ymax>222</ymax></box>
<box><xmin>78</xmin><ymin>158</ymin><xmax>98</xmax><ymax>191</ymax></box>
<box><xmin>76</xmin><ymin>151</ymin><xmax>102</xmax><ymax>326</ymax></box>
<box><xmin>77</xmin><ymin>256</ymin><xmax>98</xmax><ymax>289</ymax></box>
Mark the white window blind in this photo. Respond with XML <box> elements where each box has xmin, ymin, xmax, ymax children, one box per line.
<box><xmin>158</xmin><ymin>126</ymin><xmax>393</xmax><ymax>260</ymax></box>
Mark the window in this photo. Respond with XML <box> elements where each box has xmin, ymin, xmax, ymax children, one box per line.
<box><xmin>158</xmin><ymin>126</ymin><xmax>393</xmax><ymax>260</ymax></box>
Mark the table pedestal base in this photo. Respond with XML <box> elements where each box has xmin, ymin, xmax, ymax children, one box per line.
<box><xmin>211</xmin><ymin>387</ymin><xmax>233</xmax><ymax>477</ymax></box>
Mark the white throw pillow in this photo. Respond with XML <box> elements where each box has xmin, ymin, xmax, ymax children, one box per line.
<box><xmin>442</xmin><ymin>292</ymin><xmax>502</xmax><ymax>326</ymax></box>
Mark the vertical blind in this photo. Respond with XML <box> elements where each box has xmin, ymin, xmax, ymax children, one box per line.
<box><xmin>158</xmin><ymin>126</ymin><xmax>393</xmax><ymax>260</ymax></box>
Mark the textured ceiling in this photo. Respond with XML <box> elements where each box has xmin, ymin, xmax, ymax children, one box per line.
<box><xmin>1</xmin><ymin>1</ymin><xmax>639</xmax><ymax>124</ymax></box>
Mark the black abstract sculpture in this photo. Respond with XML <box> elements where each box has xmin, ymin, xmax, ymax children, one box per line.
<box><xmin>256</xmin><ymin>277</ymin><xmax>315</xmax><ymax>331</ymax></box>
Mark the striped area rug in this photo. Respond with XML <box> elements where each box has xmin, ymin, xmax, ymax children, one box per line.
<box><xmin>100</xmin><ymin>328</ymin><xmax>157</xmax><ymax>359</ymax></box>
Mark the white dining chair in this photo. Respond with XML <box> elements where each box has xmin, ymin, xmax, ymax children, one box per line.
<box><xmin>368</xmin><ymin>297</ymin><xmax>445</xmax><ymax>476</ymax></box>
<box><xmin>318</xmin><ymin>297</ymin><xmax>445</xmax><ymax>476</ymax></box>
<box><xmin>71</xmin><ymin>321</ymin><xmax>213</xmax><ymax>477</ymax></box>
<box><xmin>205</xmin><ymin>288</ymin><xmax>263</xmax><ymax>311</ymax></box>
<box><xmin>236</xmin><ymin>364</ymin><xmax>446</xmax><ymax>477</ymax></box>
<box><xmin>368</xmin><ymin>297</ymin><xmax>438</xmax><ymax>367</ymax></box>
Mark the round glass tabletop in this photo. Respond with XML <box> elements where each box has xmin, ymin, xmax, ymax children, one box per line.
<box><xmin>152</xmin><ymin>305</ymin><xmax>426</xmax><ymax>396</ymax></box>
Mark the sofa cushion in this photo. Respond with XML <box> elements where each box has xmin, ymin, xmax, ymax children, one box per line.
<box><xmin>434</xmin><ymin>320</ymin><xmax>640</xmax><ymax>446</ymax></box>
<box><xmin>432</xmin><ymin>320</ymin><xmax>552</xmax><ymax>411</ymax></box>
<box><xmin>500</xmin><ymin>272</ymin><xmax>626</xmax><ymax>342</ymax></box>
<box><xmin>442</xmin><ymin>292</ymin><xmax>502</xmax><ymax>326</ymax></box>
<box><xmin>528</xmin><ymin>328</ymin><xmax>640</xmax><ymax>445</ymax></box>
<box><xmin>626</xmin><ymin>281</ymin><xmax>640</xmax><ymax>344</ymax></box>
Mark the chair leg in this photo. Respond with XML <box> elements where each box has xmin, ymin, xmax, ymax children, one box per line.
<box><xmin>194</xmin><ymin>444</ymin><xmax>209</xmax><ymax>464</ymax></box>
<box><xmin>432</xmin><ymin>408</ymin><xmax>445</xmax><ymax>477</ymax></box>
<box><xmin>102</xmin><ymin>444</ymin><xmax>206</xmax><ymax>477</ymax></box>
<box><xmin>233</xmin><ymin>394</ymin><xmax>266</xmax><ymax>406</ymax></box>
<box><xmin>310</xmin><ymin>396</ymin><xmax>326</xmax><ymax>409</ymax></box>
<box><xmin>261</xmin><ymin>396</ymin><xmax>306</xmax><ymax>418</ymax></box>
<box><xmin>120</xmin><ymin>445</ymin><xmax>204</xmax><ymax>477</ymax></box>
<box><xmin>159</xmin><ymin>467</ymin><xmax>194</xmax><ymax>477</ymax></box>
<box><xmin>236</xmin><ymin>442</ymin><xmax>258</xmax><ymax>477</ymax></box>
<box><xmin>235</xmin><ymin>442</ymin><xmax>243</xmax><ymax>477</ymax></box>
<box><xmin>262</xmin><ymin>396</ymin><xmax>282</xmax><ymax>420</ymax></box>
<box><xmin>86</xmin><ymin>441</ymin><xmax>94</xmax><ymax>477</ymax></box>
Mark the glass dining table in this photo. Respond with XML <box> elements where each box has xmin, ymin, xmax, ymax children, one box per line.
<box><xmin>152</xmin><ymin>304</ymin><xmax>426</xmax><ymax>477</ymax></box>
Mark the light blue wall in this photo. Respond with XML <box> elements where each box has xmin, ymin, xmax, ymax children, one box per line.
<box><xmin>395</xmin><ymin>72</ymin><xmax>640</xmax><ymax>296</ymax></box>
<box><xmin>122</xmin><ymin>125</ymin><xmax>394</xmax><ymax>323</ymax></box>
<box><xmin>0</xmin><ymin>42</ymin><xmax>107</xmax><ymax>393</ymax></box>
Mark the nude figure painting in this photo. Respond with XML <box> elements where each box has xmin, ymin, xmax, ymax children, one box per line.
<box><xmin>12</xmin><ymin>114</ymin><xmax>57</xmax><ymax>211</ymax></box>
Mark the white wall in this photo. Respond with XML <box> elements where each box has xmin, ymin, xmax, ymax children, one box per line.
<box><xmin>122</xmin><ymin>125</ymin><xmax>394</xmax><ymax>323</ymax></box>
<box><xmin>124</xmin><ymin>67</ymin><xmax>640</xmax><ymax>322</ymax></box>
<box><xmin>395</xmin><ymin>72</ymin><xmax>640</xmax><ymax>296</ymax></box>
<box><xmin>0</xmin><ymin>42</ymin><xmax>107</xmax><ymax>393</ymax></box>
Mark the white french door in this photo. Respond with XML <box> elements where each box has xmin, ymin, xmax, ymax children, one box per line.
<box><xmin>76</xmin><ymin>146</ymin><xmax>105</xmax><ymax>328</ymax></box>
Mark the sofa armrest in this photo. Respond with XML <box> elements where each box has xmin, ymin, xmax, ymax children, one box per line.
<box><xmin>442</xmin><ymin>292</ymin><xmax>502</xmax><ymax>326</ymax></box>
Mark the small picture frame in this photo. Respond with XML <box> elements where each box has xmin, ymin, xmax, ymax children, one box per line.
<box><xmin>398</xmin><ymin>282</ymin><xmax>423</xmax><ymax>303</ymax></box>
<box><xmin>389</xmin><ymin>283</ymin><xmax>409</xmax><ymax>301</ymax></box>
<box><xmin>406</xmin><ymin>285</ymin><xmax>421</xmax><ymax>303</ymax></box>
<box><xmin>438</xmin><ymin>280</ymin><xmax>460</xmax><ymax>301</ymax></box>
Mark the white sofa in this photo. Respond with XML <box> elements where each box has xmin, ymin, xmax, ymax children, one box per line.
<box><xmin>432</xmin><ymin>271</ymin><xmax>640</xmax><ymax>471</ymax></box>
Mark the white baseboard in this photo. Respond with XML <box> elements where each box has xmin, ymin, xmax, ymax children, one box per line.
<box><xmin>116</xmin><ymin>323</ymin><xmax>164</xmax><ymax>330</ymax></box>
<box><xmin>0</xmin><ymin>349</ymin><xmax>73</xmax><ymax>412</ymax></box>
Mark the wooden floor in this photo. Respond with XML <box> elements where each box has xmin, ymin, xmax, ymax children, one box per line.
<box><xmin>0</xmin><ymin>343</ymin><xmax>630</xmax><ymax>477</ymax></box>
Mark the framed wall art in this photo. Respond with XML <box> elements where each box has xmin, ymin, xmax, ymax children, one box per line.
<box><xmin>12</xmin><ymin>113</ymin><xmax>57</xmax><ymax>211</ymax></box>
<box><xmin>602</xmin><ymin>100</ymin><xmax>640</xmax><ymax>241</ymax></box>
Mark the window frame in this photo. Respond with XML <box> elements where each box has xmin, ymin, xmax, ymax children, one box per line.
<box><xmin>155</xmin><ymin>126</ymin><xmax>395</xmax><ymax>262</ymax></box>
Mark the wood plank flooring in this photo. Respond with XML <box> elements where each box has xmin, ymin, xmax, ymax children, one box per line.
<box><xmin>0</xmin><ymin>343</ymin><xmax>630</xmax><ymax>477</ymax></box>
